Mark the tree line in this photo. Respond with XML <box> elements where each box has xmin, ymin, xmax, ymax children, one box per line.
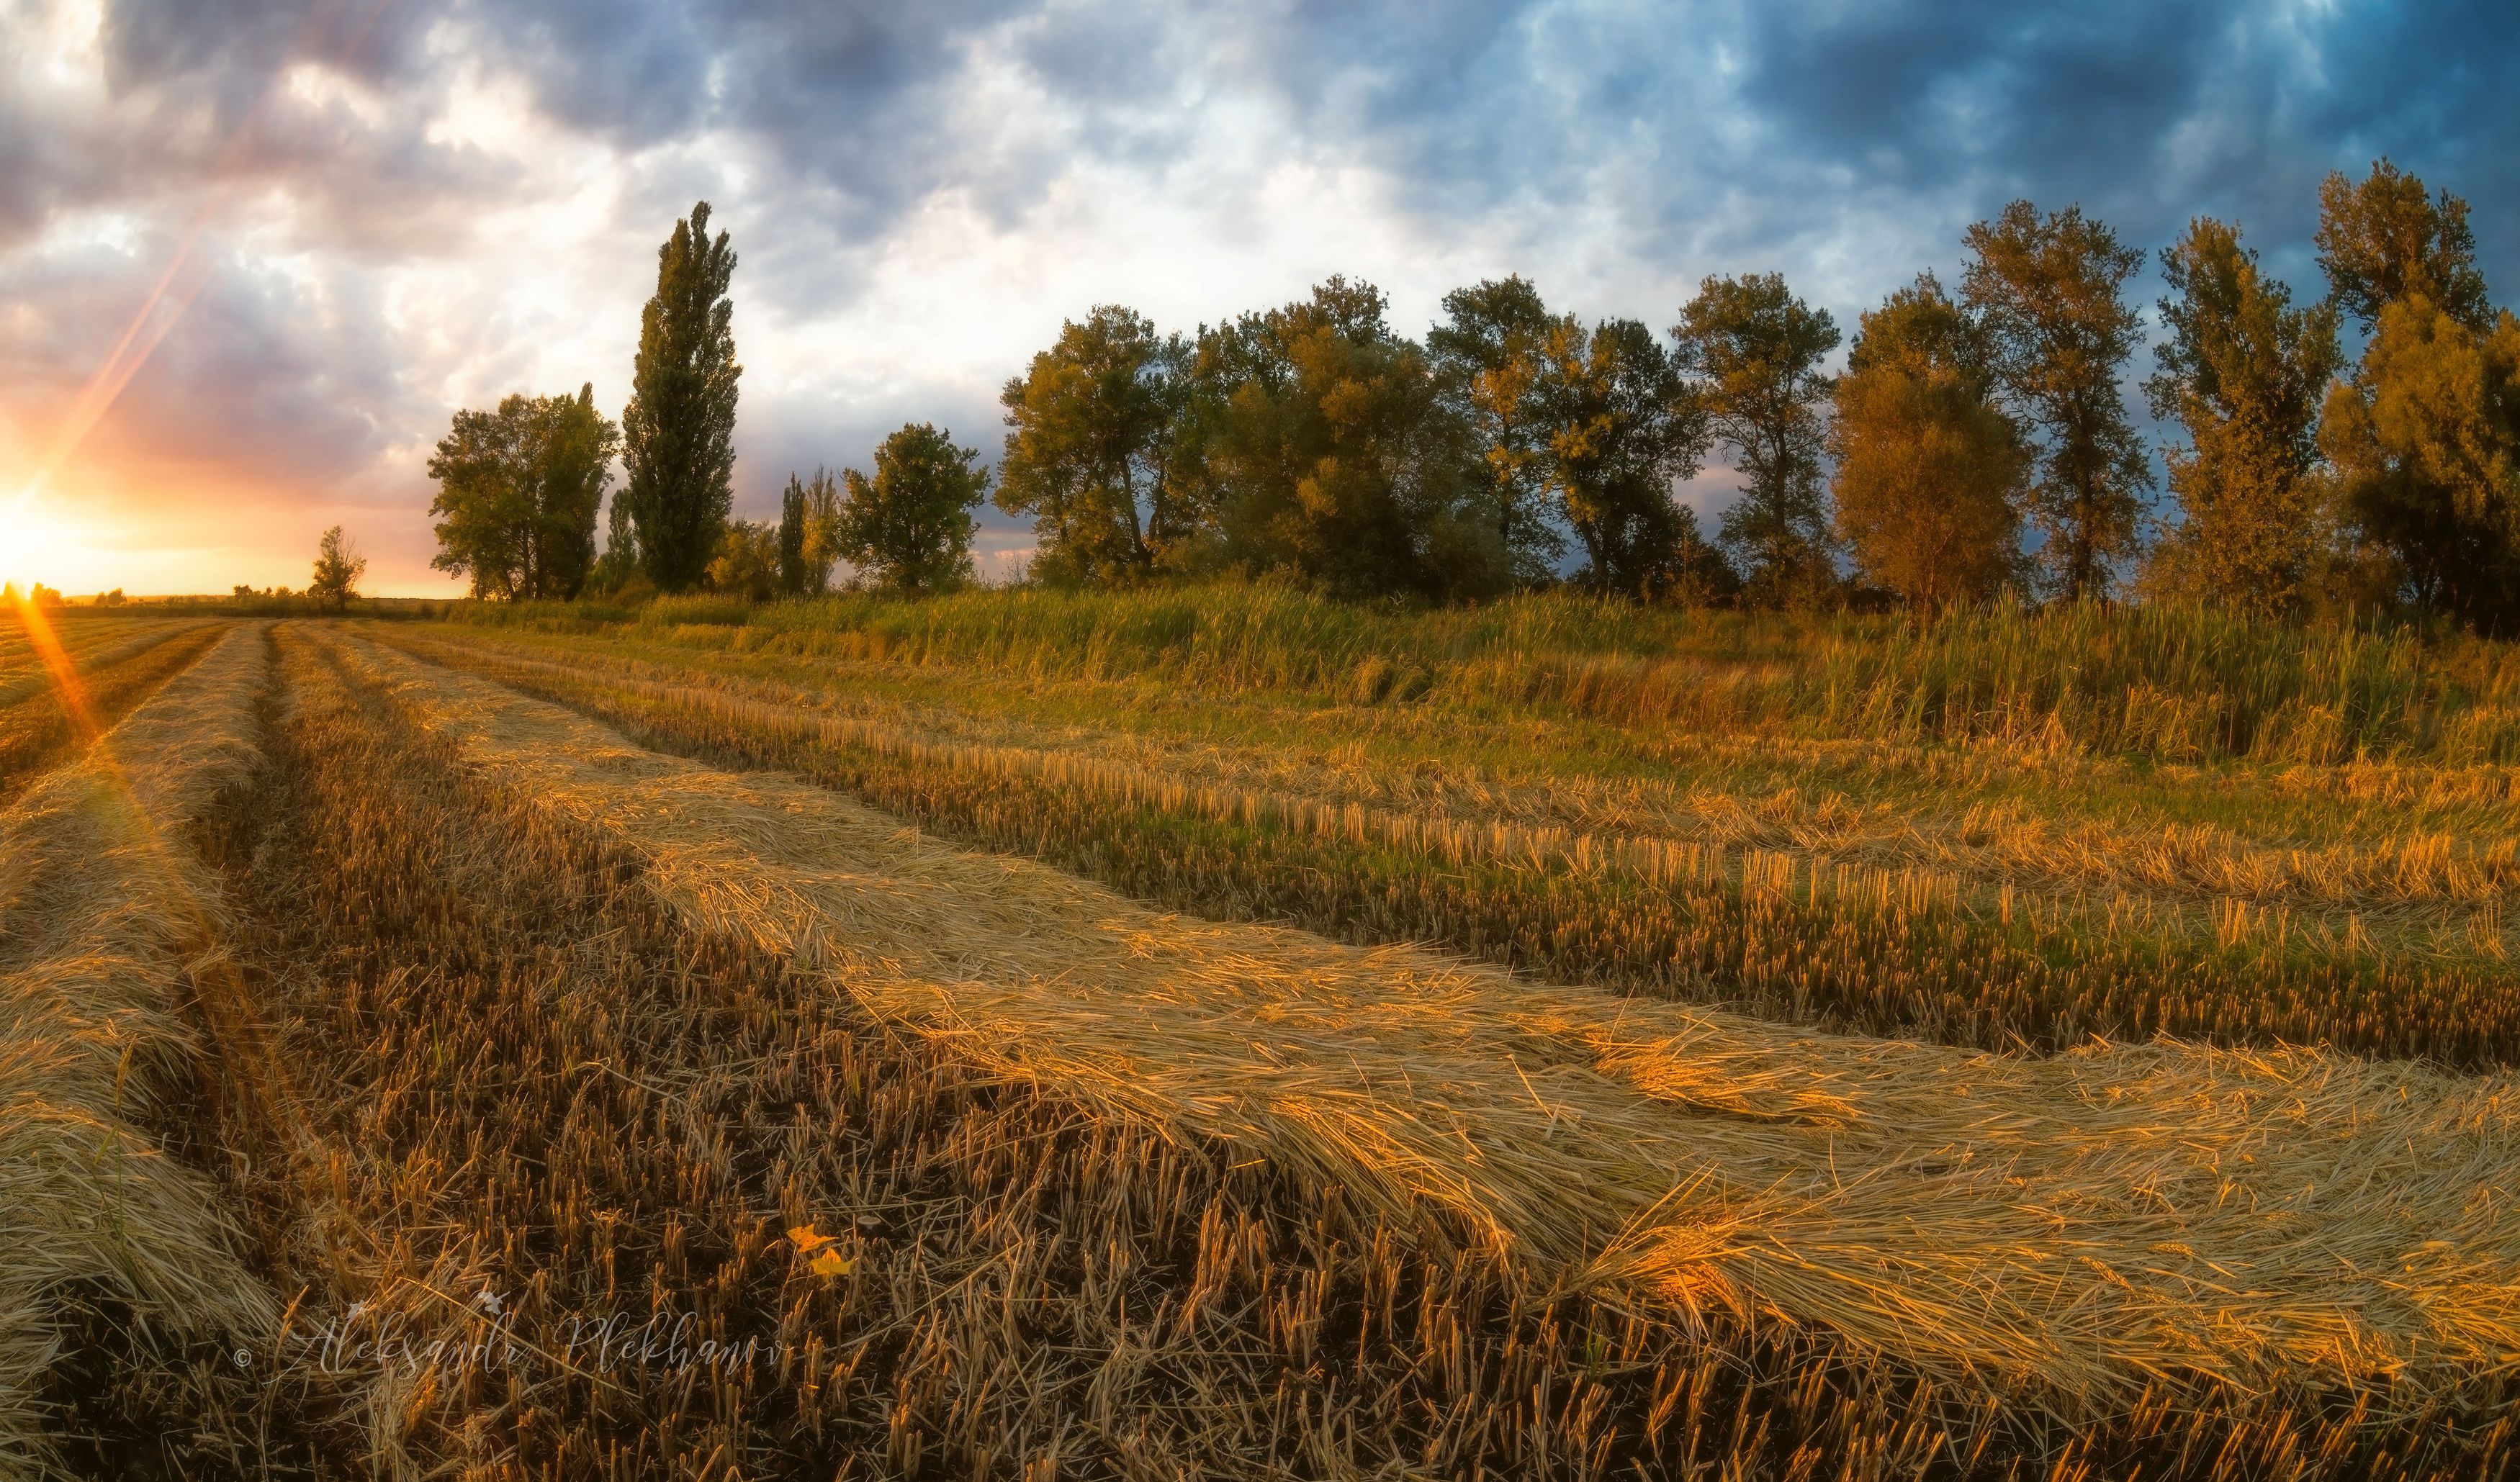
<box><xmin>428</xmin><ymin>161</ymin><xmax>2520</xmax><ymax>632</ymax></box>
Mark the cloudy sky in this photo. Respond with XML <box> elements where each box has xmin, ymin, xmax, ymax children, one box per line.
<box><xmin>4</xmin><ymin>0</ymin><xmax>2515</xmax><ymax>595</ymax></box>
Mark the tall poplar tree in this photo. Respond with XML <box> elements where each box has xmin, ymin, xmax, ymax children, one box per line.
<box><xmin>1673</xmin><ymin>272</ymin><xmax>1840</xmax><ymax>607</ymax></box>
<box><xmin>2143</xmin><ymin>219</ymin><xmax>2342</xmax><ymax>616</ymax></box>
<box><xmin>621</xmin><ymin>201</ymin><xmax>740</xmax><ymax>592</ymax></box>
<box><xmin>1962</xmin><ymin>201</ymin><xmax>2150</xmax><ymax>601</ymax></box>
<box><xmin>1428</xmin><ymin>276</ymin><xmax>1567</xmax><ymax>582</ymax></box>
<box><xmin>2316</xmin><ymin>160</ymin><xmax>2493</xmax><ymax>334</ymax></box>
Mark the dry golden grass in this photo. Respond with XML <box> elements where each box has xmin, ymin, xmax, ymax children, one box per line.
<box><xmin>0</xmin><ymin>621</ymin><xmax>278</xmax><ymax>1477</ymax></box>
<box><xmin>313</xmin><ymin>625</ymin><xmax>2520</xmax><ymax>1422</ymax></box>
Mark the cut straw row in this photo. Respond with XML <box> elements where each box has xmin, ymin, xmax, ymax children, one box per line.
<box><xmin>318</xmin><ymin>625</ymin><xmax>2520</xmax><ymax>1419</ymax></box>
<box><xmin>0</xmin><ymin>623</ymin><xmax>279</xmax><ymax>1477</ymax></box>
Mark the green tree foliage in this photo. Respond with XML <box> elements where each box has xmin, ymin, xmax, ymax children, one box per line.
<box><xmin>2316</xmin><ymin>159</ymin><xmax>2493</xmax><ymax>333</ymax></box>
<box><xmin>1428</xmin><ymin>276</ymin><xmax>1568</xmax><ymax>582</ymax></box>
<box><xmin>592</xmin><ymin>494</ymin><xmax>639</xmax><ymax>593</ymax></box>
<box><xmin>621</xmin><ymin>201</ymin><xmax>740</xmax><ymax>592</ymax></box>
<box><xmin>1197</xmin><ymin>278</ymin><xmax>1508</xmax><ymax>600</ymax></box>
<box><xmin>427</xmin><ymin>385</ymin><xmax>621</xmax><ymax>600</ymax></box>
<box><xmin>1830</xmin><ymin>274</ymin><xmax>2028</xmax><ymax>612</ymax></box>
<box><xmin>778</xmin><ymin>474</ymin><xmax>809</xmax><ymax>595</ymax></box>
<box><xmin>706</xmin><ymin>520</ymin><xmax>781</xmax><ymax>601</ymax></box>
<box><xmin>2321</xmin><ymin>297</ymin><xmax>2520</xmax><ymax>632</ymax></box>
<box><xmin>1673</xmin><ymin>273</ymin><xmax>1840</xmax><ymax>607</ymax></box>
<box><xmin>996</xmin><ymin>306</ymin><xmax>1194</xmax><ymax>584</ymax></box>
<box><xmin>1534</xmin><ymin>315</ymin><xmax>1725</xmax><ymax>599</ymax></box>
<box><xmin>2313</xmin><ymin>162</ymin><xmax>2519</xmax><ymax>631</ymax></box>
<box><xmin>308</xmin><ymin>525</ymin><xmax>366</xmax><ymax>610</ymax></box>
<box><xmin>2143</xmin><ymin>220</ymin><xmax>2344</xmax><ymax>617</ymax></box>
<box><xmin>798</xmin><ymin>468</ymin><xmax>844</xmax><ymax>595</ymax></box>
<box><xmin>839</xmin><ymin>424</ymin><xmax>990</xmax><ymax>593</ymax></box>
<box><xmin>1962</xmin><ymin>201</ymin><xmax>2151</xmax><ymax>600</ymax></box>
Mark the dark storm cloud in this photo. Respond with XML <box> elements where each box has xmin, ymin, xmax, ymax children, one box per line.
<box><xmin>14</xmin><ymin>0</ymin><xmax>2520</xmax><ymax>589</ymax></box>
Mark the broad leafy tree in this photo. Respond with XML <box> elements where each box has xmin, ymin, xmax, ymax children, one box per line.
<box><xmin>2143</xmin><ymin>219</ymin><xmax>2343</xmax><ymax>616</ymax></box>
<box><xmin>2321</xmin><ymin>298</ymin><xmax>2520</xmax><ymax>633</ymax></box>
<box><xmin>1962</xmin><ymin>201</ymin><xmax>2150</xmax><ymax>601</ymax></box>
<box><xmin>840</xmin><ymin>424</ymin><xmax>990</xmax><ymax>593</ymax></box>
<box><xmin>1197</xmin><ymin>278</ymin><xmax>1508</xmax><ymax>600</ymax></box>
<box><xmin>706</xmin><ymin>520</ymin><xmax>780</xmax><ymax>601</ymax></box>
<box><xmin>1673</xmin><ymin>273</ymin><xmax>1840</xmax><ymax>607</ymax></box>
<box><xmin>1536</xmin><ymin>316</ymin><xmax>1722</xmax><ymax>598</ymax></box>
<box><xmin>621</xmin><ymin>201</ymin><xmax>740</xmax><ymax>592</ymax></box>
<box><xmin>2315</xmin><ymin>163</ymin><xmax>2519</xmax><ymax>631</ymax></box>
<box><xmin>996</xmin><ymin>306</ymin><xmax>1193</xmax><ymax>584</ymax></box>
<box><xmin>1830</xmin><ymin>275</ymin><xmax>2029</xmax><ymax>612</ymax></box>
<box><xmin>427</xmin><ymin>385</ymin><xmax>619</xmax><ymax>600</ymax></box>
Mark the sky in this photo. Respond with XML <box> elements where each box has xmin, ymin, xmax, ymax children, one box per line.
<box><xmin>2</xmin><ymin>0</ymin><xmax>2516</xmax><ymax>596</ymax></box>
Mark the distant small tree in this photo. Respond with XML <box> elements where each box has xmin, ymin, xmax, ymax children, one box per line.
<box><xmin>95</xmin><ymin>587</ymin><xmax>126</xmax><ymax>607</ymax></box>
<box><xmin>1962</xmin><ymin>200</ymin><xmax>2151</xmax><ymax>601</ymax></box>
<box><xmin>2143</xmin><ymin>219</ymin><xmax>2343</xmax><ymax>617</ymax></box>
<box><xmin>705</xmin><ymin>520</ymin><xmax>781</xmax><ymax>601</ymax></box>
<box><xmin>309</xmin><ymin>527</ymin><xmax>366</xmax><ymax>610</ymax></box>
<box><xmin>1830</xmin><ymin>274</ymin><xmax>2028</xmax><ymax>613</ymax></box>
<box><xmin>31</xmin><ymin>582</ymin><xmax>63</xmax><ymax>607</ymax></box>
<box><xmin>839</xmin><ymin>424</ymin><xmax>989</xmax><ymax>593</ymax></box>
<box><xmin>590</xmin><ymin>494</ymin><xmax>639</xmax><ymax>593</ymax></box>
<box><xmin>1673</xmin><ymin>272</ymin><xmax>1841</xmax><ymax>607</ymax></box>
<box><xmin>621</xmin><ymin>201</ymin><xmax>741</xmax><ymax>592</ymax></box>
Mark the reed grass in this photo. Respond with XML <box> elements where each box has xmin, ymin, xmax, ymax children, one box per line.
<box><xmin>312</xmin><ymin>625</ymin><xmax>2520</xmax><ymax>1424</ymax></box>
<box><xmin>0</xmin><ymin>623</ymin><xmax>279</xmax><ymax>1477</ymax></box>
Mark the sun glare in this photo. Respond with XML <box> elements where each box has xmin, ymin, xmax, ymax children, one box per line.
<box><xmin>1</xmin><ymin>493</ymin><xmax>71</xmax><ymax>589</ymax></box>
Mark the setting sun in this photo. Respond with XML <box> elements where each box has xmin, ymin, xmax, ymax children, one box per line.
<box><xmin>0</xmin><ymin>493</ymin><xmax>73</xmax><ymax>590</ymax></box>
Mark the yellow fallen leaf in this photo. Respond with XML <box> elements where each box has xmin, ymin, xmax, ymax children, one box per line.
<box><xmin>809</xmin><ymin>1248</ymin><xmax>853</xmax><ymax>1279</ymax></box>
<box><xmin>788</xmin><ymin>1224</ymin><xmax>833</xmax><ymax>1252</ymax></box>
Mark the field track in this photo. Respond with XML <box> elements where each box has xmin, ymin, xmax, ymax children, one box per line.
<box><xmin>306</xmin><ymin>623</ymin><xmax>2520</xmax><ymax>1416</ymax></box>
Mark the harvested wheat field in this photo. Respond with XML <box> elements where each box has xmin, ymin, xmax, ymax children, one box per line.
<box><xmin>11</xmin><ymin>597</ymin><xmax>2520</xmax><ymax>1479</ymax></box>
